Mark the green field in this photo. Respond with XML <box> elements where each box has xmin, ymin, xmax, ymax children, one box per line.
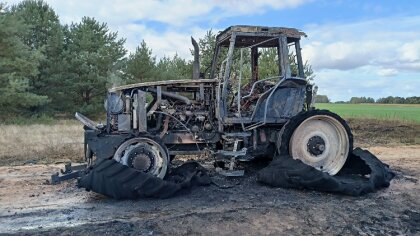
<box><xmin>315</xmin><ymin>103</ymin><xmax>420</xmax><ymax>123</ymax></box>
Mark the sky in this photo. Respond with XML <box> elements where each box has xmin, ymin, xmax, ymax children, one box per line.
<box><xmin>7</xmin><ymin>0</ymin><xmax>420</xmax><ymax>101</ymax></box>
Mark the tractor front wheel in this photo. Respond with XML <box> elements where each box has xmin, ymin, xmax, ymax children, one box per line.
<box><xmin>113</xmin><ymin>136</ymin><xmax>169</xmax><ymax>179</ymax></box>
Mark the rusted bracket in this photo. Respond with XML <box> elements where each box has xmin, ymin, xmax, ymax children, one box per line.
<box><xmin>51</xmin><ymin>163</ymin><xmax>87</xmax><ymax>185</ymax></box>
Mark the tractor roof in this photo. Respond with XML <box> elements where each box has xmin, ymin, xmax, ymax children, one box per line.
<box><xmin>216</xmin><ymin>25</ymin><xmax>306</xmax><ymax>46</ymax></box>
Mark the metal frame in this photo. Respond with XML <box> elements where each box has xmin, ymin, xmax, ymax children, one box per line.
<box><xmin>213</xmin><ymin>30</ymin><xmax>298</xmax><ymax>127</ymax></box>
<box><xmin>66</xmin><ymin>25</ymin><xmax>311</xmax><ymax>183</ymax></box>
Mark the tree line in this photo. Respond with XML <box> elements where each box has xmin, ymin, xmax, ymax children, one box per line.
<box><xmin>0</xmin><ymin>0</ymin><xmax>197</xmax><ymax>119</ymax></box>
<box><xmin>0</xmin><ymin>0</ymin><xmax>194</xmax><ymax>119</ymax></box>
<box><xmin>375</xmin><ymin>96</ymin><xmax>420</xmax><ymax>104</ymax></box>
<box><xmin>0</xmin><ymin>0</ymin><xmax>314</xmax><ymax>120</ymax></box>
<box><xmin>317</xmin><ymin>95</ymin><xmax>420</xmax><ymax>104</ymax></box>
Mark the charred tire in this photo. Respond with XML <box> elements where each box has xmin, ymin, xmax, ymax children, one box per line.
<box><xmin>276</xmin><ymin>110</ymin><xmax>353</xmax><ymax>175</ymax></box>
<box><xmin>257</xmin><ymin>147</ymin><xmax>394</xmax><ymax>196</ymax></box>
<box><xmin>78</xmin><ymin>158</ymin><xmax>181</xmax><ymax>199</ymax></box>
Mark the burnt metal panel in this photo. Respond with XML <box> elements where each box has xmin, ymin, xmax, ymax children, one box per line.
<box><xmin>117</xmin><ymin>114</ymin><xmax>131</xmax><ymax>131</ymax></box>
<box><xmin>137</xmin><ymin>90</ymin><xmax>147</xmax><ymax>132</ymax></box>
<box><xmin>147</xmin><ymin>86</ymin><xmax>161</xmax><ymax>116</ymax></box>
<box><xmin>109</xmin><ymin>79</ymin><xmax>217</xmax><ymax>92</ymax></box>
<box><xmin>221</xmin><ymin>34</ymin><xmax>237</xmax><ymax>121</ymax></box>
<box><xmin>132</xmin><ymin>93</ymin><xmax>138</xmax><ymax>130</ymax></box>
<box><xmin>252</xmin><ymin>85</ymin><xmax>306</xmax><ymax>122</ymax></box>
<box><xmin>191</xmin><ymin>37</ymin><xmax>200</xmax><ymax>80</ymax></box>
<box><xmin>216</xmin><ymin>25</ymin><xmax>306</xmax><ymax>44</ymax></box>
<box><xmin>278</xmin><ymin>36</ymin><xmax>291</xmax><ymax>78</ymax></box>
<box><xmin>209</xmin><ymin>45</ymin><xmax>221</xmax><ymax>79</ymax></box>
<box><xmin>305</xmin><ymin>84</ymin><xmax>313</xmax><ymax>110</ymax></box>
<box><xmin>85</xmin><ymin>130</ymin><xmax>132</xmax><ymax>159</ymax></box>
<box><xmin>295</xmin><ymin>40</ymin><xmax>305</xmax><ymax>78</ymax></box>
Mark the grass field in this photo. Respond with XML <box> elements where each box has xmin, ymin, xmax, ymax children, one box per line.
<box><xmin>0</xmin><ymin>120</ymin><xmax>84</xmax><ymax>165</ymax></box>
<box><xmin>316</xmin><ymin>103</ymin><xmax>420</xmax><ymax>123</ymax></box>
<box><xmin>0</xmin><ymin>117</ymin><xmax>419</xmax><ymax>166</ymax></box>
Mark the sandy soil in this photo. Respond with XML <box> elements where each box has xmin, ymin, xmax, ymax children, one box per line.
<box><xmin>0</xmin><ymin>146</ymin><xmax>419</xmax><ymax>235</ymax></box>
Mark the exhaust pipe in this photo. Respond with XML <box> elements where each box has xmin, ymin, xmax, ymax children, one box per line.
<box><xmin>191</xmin><ymin>37</ymin><xmax>200</xmax><ymax>80</ymax></box>
<box><xmin>147</xmin><ymin>88</ymin><xmax>192</xmax><ymax>105</ymax></box>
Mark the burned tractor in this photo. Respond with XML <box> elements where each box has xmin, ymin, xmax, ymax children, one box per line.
<box><xmin>59</xmin><ymin>25</ymin><xmax>398</xmax><ymax>199</ymax></box>
<box><xmin>75</xmin><ymin>25</ymin><xmax>352</xmax><ymax>179</ymax></box>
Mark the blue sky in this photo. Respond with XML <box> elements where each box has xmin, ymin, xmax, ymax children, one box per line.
<box><xmin>8</xmin><ymin>0</ymin><xmax>420</xmax><ymax>101</ymax></box>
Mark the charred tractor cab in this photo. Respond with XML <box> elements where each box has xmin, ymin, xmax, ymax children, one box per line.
<box><xmin>75</xmin><ymin>25</ymin><xmax>352</xmax><ymax>178</ymax></box>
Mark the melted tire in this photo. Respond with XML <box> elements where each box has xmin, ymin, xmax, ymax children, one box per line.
<box><xmin>78</xmin><ymin>148</ymin><xmax>394</xmax><ymax>199</ymax></box>
<box><xmin>78</xmin><ymin>158</ymin><xmax>210</xmax><ymax>200</ymax></box>
<box><xmin>257</xmin><ymin>147</ymin><xmax>395</xmax><ymax>196</ymax></box>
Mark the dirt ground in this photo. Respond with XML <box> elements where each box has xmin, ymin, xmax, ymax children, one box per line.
<box><xmin>0</xmin><ymin>145</ymin><xmax>419</xmax><ymax>235</ymax></box>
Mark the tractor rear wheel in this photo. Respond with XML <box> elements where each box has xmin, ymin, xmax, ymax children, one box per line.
<box><xmin>276</xmin><ymin>110</ymin><xmax>353</xmax><ymax>175</ymax></box>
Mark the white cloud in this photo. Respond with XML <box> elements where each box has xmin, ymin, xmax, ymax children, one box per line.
<box><xmin>304</xmin><ymin>40</ymin><xmax>397</xmax><ymax>70</ymax></box>
<box><xmin>6</xmin><ymin>0</ymin><xmax>310</xmax><ymax>59</ymax></box>
<box><xmin>214</xmin><ymin>0</ymin><xmax>311</xmax><ymax>16</ymax></box>
<box><xmin>113</xmin><ymin>23</ymin><xmax>215</xmax><ymax>59</ymax></box>
<box><xmin>302</xmin><ymin>16</ymin><xmax>420</xmax><ymax>73</ymax></box>
<box><xmin>141</xmin><ymin>27</ymin><xmax>211</xmax><ymax>59</ymax></box>
<box><xmin>377</xmin><ymin>68</ymin><xmax>398</xmax><ymax>77</ymax></box>
<box><xmin>6</xmin><ymin>0</ymin><xmax>419</xmax><ymax>101</ymax></box>
<box><xmin>314</xmin><ymin>67</ymin><xmax>419</xmax><ymax>101</ymax></box>
<box><xmin>40</xmin><ymin>0</ymin><xmax>310</xmax><ymax>26</ymax></box>
<box><xmin>300</xmin><ymin>16</ymin><xmax>420</xmax><ymax>101</ymax></box>
<box><xmin>400</xmin><ymin>41</ymin><xmax>420</xmax><ymax>63</ymax></box>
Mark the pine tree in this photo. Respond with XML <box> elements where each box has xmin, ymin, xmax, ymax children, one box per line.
<box><xmin>259</xmin><ymin>48</ymin><xmax>280</xmax><ymax>79</ymax></box>
<box><xmin>126</xmin><ymin>40</ymin><xmax>156</xmax><ymax>83</ymax></box>
<box><xmin>10</xmin><ymin>0</ymin><xmax>64</xmax><ymax>110</ymax></box>
<box><xmin>60</xmin><ymin>17</ymin><xmax>126</xmax><ymax>115</ymax></box>
<box><xmin>0</xmin><ymin>3</ymin><xmax>48</xmax><ymax>118</ymax></box>
<box><xmin>155</xmin><ymin>54</ymin><xmax>192</xmax><ymax>81</ymax></box>
<box><xmin>198</xmin><ymin>30</ymin><xmax>217</xmax><ymax>74</ymax></box>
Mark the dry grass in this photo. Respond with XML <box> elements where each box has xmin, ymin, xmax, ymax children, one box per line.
<box><xmin>347</xmin><ymin>118</ymin><xmax>420</xmax><ymax>147</ymax></box>
<box><xmin>0</xmin><ymin>120</ymin><xmax>84</xmax><ymax>166</ymax></box>
<box><xmin>0</xmin><ymin>118</ymin><xmax>418</xmax><ymax>166</ymax></box>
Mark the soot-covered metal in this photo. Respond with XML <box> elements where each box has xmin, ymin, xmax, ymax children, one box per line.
<box><xmin>52</xmin><ymin>25</ymin><xmax>394</xmax><ymax>199</ymax></box>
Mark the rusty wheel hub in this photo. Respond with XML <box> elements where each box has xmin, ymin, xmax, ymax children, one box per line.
<box><xmin>113</xmin><ymin>137</ymin><xmax>168</xmax><ymax>179</ymax></box>
<box><xmin>126</xmin><ymin>145</ymin><xmax>156</xmax><ymax>172</ymax></box>
<box><xmin>307</xmin><ymin>135</ymin><xmax>326</xmax><ymax>156</ymax></box>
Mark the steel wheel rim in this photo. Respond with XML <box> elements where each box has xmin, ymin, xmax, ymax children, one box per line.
<box><xmin>114</xmin><ymin>137</ymin><xmax>168</xmax><ymax>178</ymax></box>
<box><xmin>289</xmin><ymin>115</ymin><xmax>349</xmax><ymax>175</ymax></box>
